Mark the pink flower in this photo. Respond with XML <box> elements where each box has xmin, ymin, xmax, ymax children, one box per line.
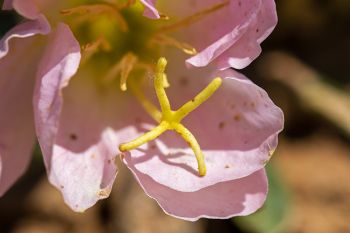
<box><xmin>0</xmin><ymin>0</ymin><xmax>282</xmax><ymax>220</ymax></box>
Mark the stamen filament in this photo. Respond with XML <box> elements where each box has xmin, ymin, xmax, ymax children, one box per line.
<box><xmin>61</xmin><ymin>3</ymin><xmax>128</xmax><ymax>32</ymax></box>
<box><xmin>104</xmin><ymin>52</ymin><xmax>138</xmax><ymax>91</ymax></box>
<box><xmin>81</xmin><ymin>37</ymin><xmax>111</xmax><ymax>64</ymax></box>
<box><xmin>117</xmin><ymin>0</ymin><xmax>136</xmax><ymax>9</ymax></box>
<box><xmin>129</xmin><ymin>83</ymin><xmax>162</xmax><ymax>122</ymax></box>
<box><xmin>151</xmin><ymin>35</ymin><xmax>197</xmax><ymax>55</ymax></box>
<box><xmin>172</xmin><ymin>123</ymin><xmax>206</xmax><ymax>176</ymax></box>
<box><xmin>163</xmin><ymin>74</ymin><xmax>170</xmax><ymax>88</ymax></box>
<box><xmin>156</xmin><ymin>0</ymin><xmax>229</xmax><ymax>34</ymax></box>
<box><xmin>119</xmin><ymin>121</ymin><xmax>169</xmax><ymax>151</ymax></box>
<box><xmin>120</xmin><ymin>53</ymin><xmax>138</xmax><ymax>91</ymax></box>
<box><xmin>175</xmin><ymin>77</ymin><xmax>222</xmax><ymax>121</ymax></box>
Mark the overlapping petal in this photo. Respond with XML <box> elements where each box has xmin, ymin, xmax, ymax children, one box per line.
<box><xmin>0</xmin><ymin>19</ymin><xmax>49</xmax><ymax>195</ymax></box>
<box><xmin>140</xmin><ymin>0</ymin><xmax>160</xmax><ymax>19</ymax></box>
<box><xmin>2</xmin><ymin>0</ymin><xmax>13</xmax><ymax>10</ymax></box>
<box><xmin>157</xmin><ymin>0</ymin><xmax>277</xmax><ymax>69</ymax></box>
<box><xmin>33</xmin><ymin>23</ymin><xmax>113</xmax><ymax>211</ymax></box>
<box><xmin>33</xmin><ymin>23</ymin><xmax>153</xmax><ymax>211</ymax></box>
<box><xmin>0</xmin><ymin>15</ymin><xmax>50</xmax><ymax>58</ymax></box>
<box><xmin>126</xmin><ymin>161</ymin><xmax>268</xmax><ymax>221</ymax></box>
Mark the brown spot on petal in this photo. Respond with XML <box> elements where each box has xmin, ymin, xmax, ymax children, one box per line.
<box><xmin>91</xmin><ymin>153</ymin><xmax>96</xmax><ymax>159</ymax></box>
<box><xmin>218</xmin><ymin>121</ymin><xmax>225</xmax><ymax>129</ymax></box>
<box><xmin>250</xmin><ymin>102</ymin><xmax>256</xmax><ymax>108</ymax></box>
<box><xmin>69</xmin><ymin>133</ymin><xmax>77</xmax><ymax>141</ymax></box>
<box><xmin>233</xmin><ymin>114</ymin><xmax>241</xmax><ymax>121</ymax></box>
<box><xmin>150</xmin><ymin>144</ymin><xmax>157</xmax><ymax>150</ymax></box>
<box><xmin>107</xmin><ymin>159</ymin><xmax>111</xmax><ymax>164</ymax></box>
<box><xmin>60</xmin><ymin>185</ymin><xmax>64</xmax><ymax>189</ymax></box>
<box><xmin>225</xmin><ymin>164</ymin><xmax>231</xmax><ymax>169</ymax></box>
<box><xmin>179</xmin><ymin>77</ymin><xmax>189</xmax><ymax>87</ymax></box>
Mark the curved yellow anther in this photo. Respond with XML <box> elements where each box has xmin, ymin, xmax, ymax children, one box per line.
<box><xmin>119</xmin><ymin>57</ymin><xmax>222</xmax><ymax>176</ymax></box>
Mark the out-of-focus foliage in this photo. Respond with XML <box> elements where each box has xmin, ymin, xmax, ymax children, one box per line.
<box><xmin>235</xmin><ymin>164</ymin><xmax>289</xmax><ymax>233</ymax></box>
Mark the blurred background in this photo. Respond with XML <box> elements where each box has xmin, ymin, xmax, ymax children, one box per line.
<box><xmin>1</xmin><ymin>0</ymin><xmax>350</xmax><ymax>232</ymax></box>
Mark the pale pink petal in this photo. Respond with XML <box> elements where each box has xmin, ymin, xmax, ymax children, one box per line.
<box><xmin>2</xmin><ymin>0</ymin><xmax>13</xmax><ymax>10</ymax></box>
<box><xmin>123</xmin><ymin>60</ymin><xmax>283</xmax><ymax>192</ymax></box>
<box><xmin>13</xmin><ymin>0</ymin><xmax>40</xmax><ymax>19</ymax></box>
<box><xmin>0</xmin><ymin>15</ymin><xmax>50</xmax><ymax>58</ymax></box>
<box><xmin>33</xmin><ymin>23</ymin><xmax>152</xmax><ymax>211</ymax></box>
<box><xmin>215</xmin><ymin>0</ymin><xmax>278</xmax><ymax>69</ymax></box>
<box><xmin>34</xmin><ymin>23</ymin><xmax>113</xmax><ymax>211</ymax></box>
<box><xmin>0</xmin><ymin>32</ymin><xmax>48</xmax><ymax>196</ymax></box>
<box><xmin>140</xmin><ymin>0</ymin><xmax>160</xmax><ymax>19</ymax></box>
<box><xmin>159</xmin><ymin>0</ymin><xmax>277</xmax><ymax>69</ymax></box>
<box><xmin>9</xmin><ymin>0</ymin><xmax>57</xmax><ymax>19</ymax></box>
<box><xmin>125</xmin><ymin>159</ymin><xmax>268</xmax><ymax>221</ymax></box>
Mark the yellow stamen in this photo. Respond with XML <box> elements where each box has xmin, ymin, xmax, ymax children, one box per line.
<box><xmin>129</xmin><ymin>82</ymin><xmax>162</xmax><ymax>122</ymax></box>
<box><xmin>120</xmin><ymin>53</ymin><xmax>139</xmax><ymax>91</ymax></box>
<box><xmin>81</xmin><ymin>37</ymin><xmax>111</xmax><ymax>64</ymax></box>
<box><xmin>61</xmin><ymin>3</ymin><xmax>128</xmax><ymax>32</ymax></box>
<box><xmin>151</xmin><ymin>35</ymin><xmax>197</xmax><ymax>55</ymax></box>
<box><xmin>117</xmin><ymin>0</ymin><xmax>136</xmax><ymax>9</ymax></box>
<box><xmin>162</xmin><ymin>74</ymin><xmax>170</xmax><ymax>88</ymax></box>
<box><xmin>104</xmin><ymin>52</ymin><xmax>138</xmax><ymax>91</ymax></box>
<box><xmin>119</xmin><ymin>57</ymin><xmax>223</xmax><ymax>176</ymax></box>
<box><xmin>156</xmin><ymin>0</ymin><xmax>229</xmax><ymax>34</ymax></box>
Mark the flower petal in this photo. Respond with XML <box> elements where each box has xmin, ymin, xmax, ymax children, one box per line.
<box><xmin>33</xmin><ymin>23</ymin><xmax>115</xmax><ymax>211</ymax></box>
<box><xmin>125</xmin><ymin>159</ymin><xmax>268</xmax><ymax>221</ymax></box>
<box><xmin>214</xmin><ymin>0</ymin><xmax>278</xmax><ymax>69</ymax></box>
<box><xmin>0</xmin><ymin>15</ymin><xmax>50</xmax><ymax>59</ymax></box>
<box><xmin>159</xmin><ymin>0</ymin><xmax>277</xmax><ymax>69</ymax></box>
<box><xmin>33</xmin><ymin>23</ymin><xmax>152</xmax><ymax>211</ymax></box>
<box><xmin>123</xmin><ymin>59</ymin><xmax>283</xmax><ymax>192</ymax></box>
<box><xmin>140</xmin><ymin>0</ymin><xmax>160</xmax><ymax>19</ymax></box>
<box><xmin>12</xmin><ymin>0</ymin><xmax>40</xmax><ymax>19</ymax></box>
<box><xmin>0</xmin><ymin>31</ymin><xmax>47</xmax><ymax>196</ymax></box>
<box><xmin>2</xmin><ymin>0</ymin><xmax>13</xmax><ymax>10</ymax></box>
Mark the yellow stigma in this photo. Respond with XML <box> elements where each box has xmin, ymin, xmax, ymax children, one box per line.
<box><xmin>119</xmin><ymin>57</ymin><xmax>222</xmax><ymax>176</ymax></box>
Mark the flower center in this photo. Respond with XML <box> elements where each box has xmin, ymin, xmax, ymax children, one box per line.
<box><xmin>119</xmin><ymin>58</ymin><xmax>222</xmax><ymax>176</ymax></box>
<box><xmin>61</xmin><ymin>0</ymin><xmax>227</xmax><ymax>90</ymax></box>
<box><xmin>61</xmin><ymin>1</ymin><xmax>227</xmax><ymax>176</ymax></box>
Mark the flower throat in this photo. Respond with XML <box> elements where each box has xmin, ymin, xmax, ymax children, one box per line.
<box><xmin>61</xmin><ymin>1</ymin><xmax>227</xmax><ymax>176</ymax></box>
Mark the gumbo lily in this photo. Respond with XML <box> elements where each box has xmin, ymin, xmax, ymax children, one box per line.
<box><xmin>0</xmin><ymin>0</ymin><xmax>283</xmax><ymax>220</ymax></box>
